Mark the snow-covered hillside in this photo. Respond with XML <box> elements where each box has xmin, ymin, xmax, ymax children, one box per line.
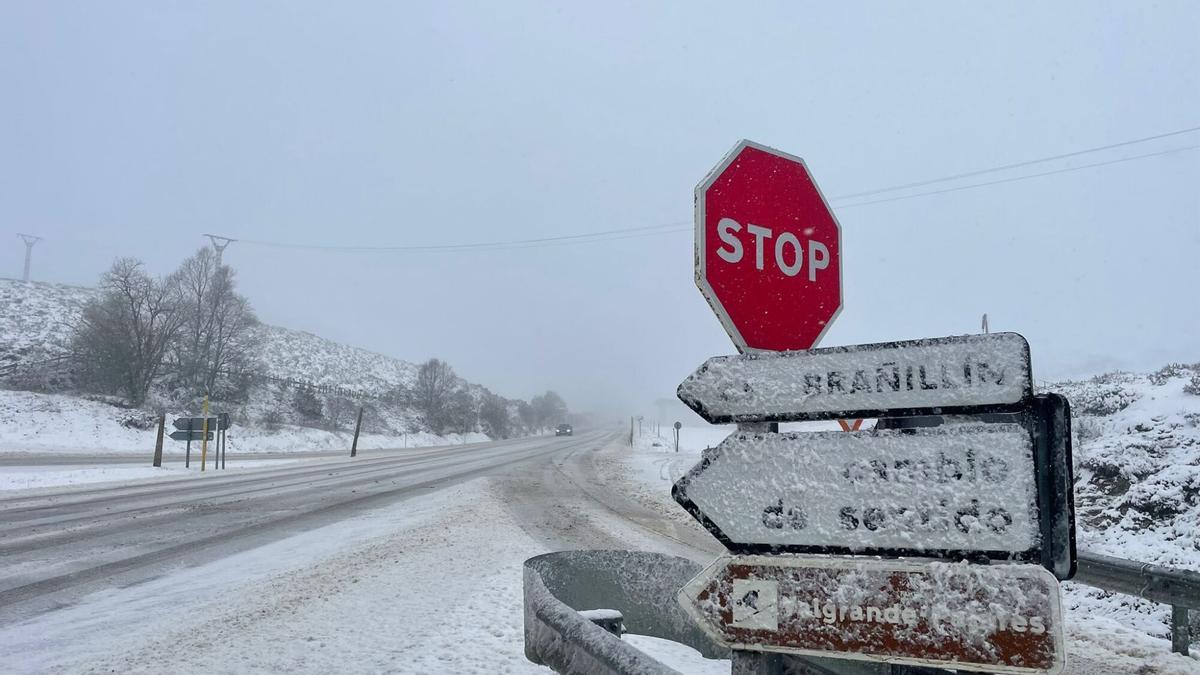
<box><xmin>0</xmin><ymin>278</ymin><xmax>91</xmax><ymax>368</ymax></box>
<box><xmin>0</xmin><ymin>278</ymin><xmax>514</xmax><ymax>450</ymax></box>
<box><xmin>252</xmin><ymin>323</ymin><xmax>419</xmax><ymax>395</ymax></box>
<box><xmin>1049</xmin><ymin>364</ymin><xmax>1200</xmax><ymax>569</ymax></box>
<box><xmin>0</xmin><ymin>278</ymin><xmax>421</xmax><ymax>394</ymax></box>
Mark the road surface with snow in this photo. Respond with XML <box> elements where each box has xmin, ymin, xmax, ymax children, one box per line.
<box><xmin>2</xmin><ymin>428</ymin><xmax>1197</xmax><ymax>674</ymax></box>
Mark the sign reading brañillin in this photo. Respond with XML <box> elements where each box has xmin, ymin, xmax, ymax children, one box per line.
<box><xmin>678</xmin><ymin>333</ymin><xmax>1032</xmax><ymax>424</ymax></box>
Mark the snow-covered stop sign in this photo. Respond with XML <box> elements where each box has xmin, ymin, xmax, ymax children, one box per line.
<box><xmin>695</xmin><ymin>140</ymin><xmax>843</xmax><ymax>352</ymax></box>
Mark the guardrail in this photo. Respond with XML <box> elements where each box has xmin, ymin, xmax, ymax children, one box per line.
<box><xmin>1073</xmin><ymin>551</ymin><xmax>1200</xmax><ymax>655</ymax></box>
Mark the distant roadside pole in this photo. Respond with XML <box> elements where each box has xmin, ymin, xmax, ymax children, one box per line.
<box><xmin>152</xmin><ymin>414</ymin><xmax>165</xmax><ymax>467</ymax></box>
<box><xmin>351</xmin><ymin>407</ymin><xmax>364</xmax><ymax>457</ymax></box>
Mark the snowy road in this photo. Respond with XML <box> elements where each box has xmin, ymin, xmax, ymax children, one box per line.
<box><xmin>0</xmin><ymin>432</ymin><xmax>623</xmax><ymax>626</ymax></box>
<box><xmin>2</xmin><ymin>430</ymin><xmax>1195</xmax><ymax>673</ymax></box>
<box><xmin>0</xmin><ymin>430</ymin><xmax>733</xmax><ymax>673</ymax></box>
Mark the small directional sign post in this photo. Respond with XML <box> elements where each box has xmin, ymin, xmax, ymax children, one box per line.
<box><xmin>170</xmin><ymin>414</ymin><xmax>232</xmax><ymax>469</ymax></box>
<box><xmin>675</xmin><ymin>140</ymin><xmax>1075</xmax><ymax>674</ymax></box>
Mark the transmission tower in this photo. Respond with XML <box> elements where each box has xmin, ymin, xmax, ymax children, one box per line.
<box><xmin>17</xmin><ymin>234</ymin><xmax>42</xmax><ymax>282</ymax></box>
<box><xmin>203</xmin><ymin>234</ymin><xmax>236</xmax><ymax>266</ymax></box>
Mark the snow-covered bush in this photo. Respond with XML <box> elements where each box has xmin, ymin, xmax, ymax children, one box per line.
<box><xmin>1071</xmin><ymin>382</ymin><xmax>1141</xmax><ymax>416</ymax></box>
<box><xmin>1184</xmin><ymin>372</ymin><xmax>1200</xmax><ymax>396</ymax></box>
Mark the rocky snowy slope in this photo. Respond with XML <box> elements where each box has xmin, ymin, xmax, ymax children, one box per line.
<box><xmin>1052</xmin><ymin>364</ymin><xmax>1200</xmax><ymax>569</ymax></box>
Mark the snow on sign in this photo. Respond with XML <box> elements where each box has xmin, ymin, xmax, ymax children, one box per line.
<box><xmin>678</xmin><ymin>333</ymin><xmax>1032</xmax><ymax>424</ymax></box>
<box><xmin>673</xmin><ymin>424</ymin><xmax>1041</xmax><ymax>559</ymax></box>
<box><xmin>679</xmin><ymin>555</ymin><xmax>1065</xmax><ymax>674</ymax></box>
<box><xmin>696</xmin><ymin>140</ymin><xmax>842</xmax><ymax>352</ymax></box>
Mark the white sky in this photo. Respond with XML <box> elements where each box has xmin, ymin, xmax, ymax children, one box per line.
<box><xmin>2</xmin><ymin>2</ymin><xmax>1198</xmax><ymax>418</ymax></box>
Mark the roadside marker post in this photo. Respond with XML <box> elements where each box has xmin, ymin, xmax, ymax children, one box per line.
<box><xmin>351</xmin><ymin>407</ymin><xmax>363</xmax><ymax>457</ymax></box>
<box><xmin>200</xmin><ymin>397</ymin><xmax>210</xmax><ymax>472</ymax></box>
<box><xmin>152</xmin><ymin>413</ymin><xmax>165</xmax><ymax>467</ymax></box>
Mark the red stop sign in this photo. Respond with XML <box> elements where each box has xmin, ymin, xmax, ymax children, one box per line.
<box><xmin>695</xmin><ymin>140</ymin><xmax>842</xmax><ymax>352</ymax></box>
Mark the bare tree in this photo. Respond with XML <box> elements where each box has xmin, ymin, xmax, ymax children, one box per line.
<box><xmin>517</xmin><ymin>400</ymin><xmax>536</xmax><ymax>434</ymax></box>
<box><xmin>480</xmin><ymin>392</ymin><xmax>511</xmax><ymax>439</ymax></box>
<box><xmin>167</xmin><ymin>248</ymin><xmax>258</xmax><ymax>397</ymax></box>
<box><xmin>71</xmin><ymin>258</ymin><xmax>185</xmax><ymax>405</ymax></box>
<box><xmin>532</xmin><ymin>390</ymin><xmax>568</xmax><ymax>430</ymax></box>
<box><xmin>446</xmin><ymin>387</ymin><xmax>477</xmax><ymax>435</ymax></box>
<box><xmin>414</xmin><ymin>358</ymin><xmax>457</xmax><ymax>433</ymax></box>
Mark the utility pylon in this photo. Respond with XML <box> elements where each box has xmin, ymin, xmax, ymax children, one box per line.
<box><xmin>17</xmin><ymin>234</ymin><xmax>42</xmax><ymax>282</ymax></box>
<box><xmin>203</xmin><ymin>234</ymin><xmax>236</xmax><ymax>266</ymax></box>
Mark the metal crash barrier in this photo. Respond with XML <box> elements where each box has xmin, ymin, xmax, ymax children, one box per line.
<box><xmin>523</xmin><ymin>550</ymin><xmax>725</xmax><ymax>675</ymax></box>
<box><xmin>524</xmin><ymin>550</ymin><xmax>1200</xmax><ymax>674</ymax></box>
<box><xmin>1074</xmin><ymin>552</ymin><xmax>1200</xmax><ymax>655</ymax></box>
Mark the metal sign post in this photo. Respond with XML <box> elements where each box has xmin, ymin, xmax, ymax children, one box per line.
<box><xmin>170</xmin><ymin>414</ymin><xmax>231</xmax><ymax>468</ymax></box>
<box><xmin>678</xmin><ymin>142</ymin><xmax>1073</xmax><ymax>674</ymax></box>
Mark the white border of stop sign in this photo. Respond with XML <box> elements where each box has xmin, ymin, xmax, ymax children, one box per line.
<box><xmin>694</xmin><ymin>139</ymin><xmax>844</xmax><ymax>353</ymax></box>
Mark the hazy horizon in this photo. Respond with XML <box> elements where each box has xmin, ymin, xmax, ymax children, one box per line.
<box><xmin>4</xmin><ymin>2</ymin><xmax>1197</xmax><ymax>417</ymax></box>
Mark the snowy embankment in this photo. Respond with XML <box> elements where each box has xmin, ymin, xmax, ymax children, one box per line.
<box><xmin>0</xmin><ymin>389</ymin><xmax>487</xmax><ymax>458</ymax></box>
<box><xmin>0</xmin><ymin>278</ymin><xmax>503</xmax><ymax>462</ymax></box>
<box><xmin>621</xmin><ymin>363</ymin><xmax>1200</xmax><ymax>669</ymax></box>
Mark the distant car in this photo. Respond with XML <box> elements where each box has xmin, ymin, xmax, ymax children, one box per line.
<box><xmin>555</xmin><ymin>424</ymin><xmax>573</xmax><ymax>436</ymax></box>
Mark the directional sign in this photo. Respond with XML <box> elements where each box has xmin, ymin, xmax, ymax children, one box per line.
<box><xmin>673</xmin><ymin>423</ymin><xmax>1042</xmax><ymax>560</ymax></box>
<box><xmin>695</xmin><ymin>140</ymin><xmax>842</xmax><ymax>352</ymax></box>
<box><xmin>679</xmin><ymin>555</ymin><xmax>1065</xmax><ymax>674</ymax></box>
<box><xmin>173</xmin><ymin>415</ymin><xmax>231</xmax><ymax>431</ymax></box>
<box><xmin>678</xmin><ymin>333</ymin><xmax>1032</xmax><ymax>424</ymax></box>
<box><xmin>169</xmin><ymin>430</ymin><xmax>214</xmax><ymax>442</ymax></box>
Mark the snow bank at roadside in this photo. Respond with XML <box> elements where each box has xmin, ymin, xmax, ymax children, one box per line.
<box><xmin>0</xmin><ymin>389</ymin><xmax>488</xmax><ymax>455</ymax></box>
<box><xmin>0</xmin><ymin>457</ymin><xmax>321</xmax><ymax>492</ymax></box>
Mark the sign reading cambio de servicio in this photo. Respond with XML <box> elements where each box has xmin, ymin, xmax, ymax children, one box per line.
<box><xmin>673</xmin><ymin>423</ymin><xmax>1039</xmax><ymax>558</ymax></box>
<box><xmin>696</xmin><ymin>140</ymin><xmax>842</xmax><ymax>352</ymax></box>
<box><xmin>679</xmin><ymin>556</ymin><xmax>1065</xmax><ymax>674</ymax></box>
<box><xmin>678</xmin><ymin>333</ymin><xmax>1032</xmax><ymax>424</ymax></box>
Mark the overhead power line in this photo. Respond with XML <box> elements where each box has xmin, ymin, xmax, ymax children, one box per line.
<box><xmin>837</xmin><ymin>145</ymin><xmax>1199</xmax><ymax>209</ymax></box>
<box><xmin>831</xmin><ymin>124</ymin><xmax>1200</xmax><ymax>200</ymax></box>
<box><xmin>225</xmin><ymin>124</ymin><xmax>1199</xmax><ymax>254</ymax></box>
<box><xmin>235</xmin><ymin>221</ymin><xmax>689</xmax><ymax>253</ymax></box>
